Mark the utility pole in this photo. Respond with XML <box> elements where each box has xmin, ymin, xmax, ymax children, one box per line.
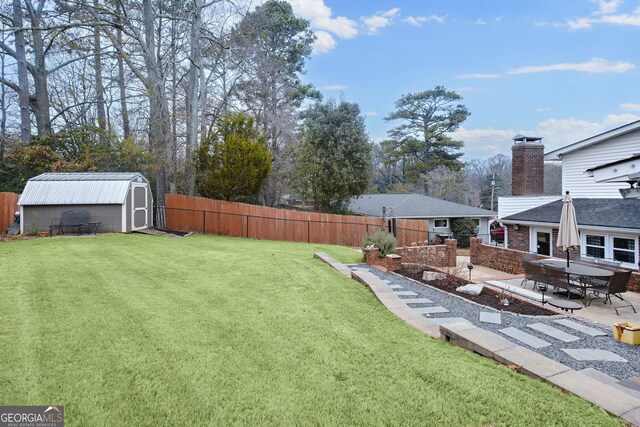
<box><xmin>490</xmin><ymin>173</ymin><xmax>496</xmax><ymax>211</ymax></box>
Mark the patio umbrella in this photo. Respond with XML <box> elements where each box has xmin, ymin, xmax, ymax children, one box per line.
<box><xmin>557</xmin><ymin>191</ymin><xmax>580</xmax><ymax>267</ymax></box>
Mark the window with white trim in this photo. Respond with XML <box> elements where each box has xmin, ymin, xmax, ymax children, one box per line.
<box><xmin>585</xmin><ymin>234</ymin><xmax>605</xmax><ymax>259</ymax></box>
<box><xmin>612</xmin><ymin>237</ymin><xmax>637</xmax><ymax>264</ymax></box>
<box><xmin>434</xmin><ymin>219</ymin><xmax>448</xmax><ymax>228</ymax></box>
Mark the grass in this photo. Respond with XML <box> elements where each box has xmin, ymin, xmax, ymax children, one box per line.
<box><xmin>0</xmin><ymin>234</ymin><xmax>621</xmax><ymax>426</ymax></box>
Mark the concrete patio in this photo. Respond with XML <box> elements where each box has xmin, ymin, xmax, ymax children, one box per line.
<box><xmin>451</xmin><ymin>255</ymin><xmax>640</xmax><ymax>328</ymax></box>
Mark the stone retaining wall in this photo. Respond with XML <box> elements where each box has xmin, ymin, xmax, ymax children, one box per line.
<box><xmin>364</xmin><ymin>240</ymin><xmax>457</xmax><ymax>271</ymax></box>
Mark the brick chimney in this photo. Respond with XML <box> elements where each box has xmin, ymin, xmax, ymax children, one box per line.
<box><xmin>511</xmin><ymin>134</ymin><xmax>544</xmax><ymax>196</ymax></box>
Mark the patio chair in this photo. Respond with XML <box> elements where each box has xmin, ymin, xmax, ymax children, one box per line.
<box><xmin>594</xmin><ymin>258</ymin><xmax>623</xmax><ymax>271</ymax></box>
<box><xmin>543</xmin><ymin>265</ymin><xmax>583</xmax><ymax>299</ymax></box>
<box><xmin>573</xmin><ymin>255</ymin><xmax>598</xmax><ymax>267</ymax></box>
<box><xmin>587</xmin><ymin>270</ymin><xmax>636</xmax><ymax>315</ymax></box>
<box><xmin>521</xmin><ymin>260</ymin><xmax>546</xmax><ymax>290</ymax></box>
<box><xmin>522</xmin><ymin>252</ymin><xmax>539</xmax><ymax>263</ymax></box>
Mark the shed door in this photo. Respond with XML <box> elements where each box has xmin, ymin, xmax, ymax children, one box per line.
<box><xmin>131</xmin><ymin>183</ymin><xmax>148</xmax><ymax>230</ymax></box>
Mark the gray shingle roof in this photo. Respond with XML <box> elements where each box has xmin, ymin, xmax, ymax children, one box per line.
<box><xmin>502</xmin><ymin>198</ymin><xmax>640</xmax><ymax>230</ymax></box>
<box><xmin>348</xmin><ymin>193</ymin><xmax>496</xmax><ymax>218</ymax></box>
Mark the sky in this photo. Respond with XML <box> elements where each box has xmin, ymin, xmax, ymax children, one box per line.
<box><xmin>286</xmin><ymin>0</ymin><xmax>640</xmax><ymax>159</ymax></box>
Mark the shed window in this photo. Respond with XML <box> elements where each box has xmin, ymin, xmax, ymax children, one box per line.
<box><xmin>434</xmin><ymin>219</ymin><xmax>448</xmax><ymax>228</ymax></box>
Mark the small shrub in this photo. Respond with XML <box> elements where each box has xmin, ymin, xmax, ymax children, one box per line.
<box><xmin>362</xmin><ymin>230</ymin><xmax>397</xmax><ymax>257</ymax></box>
<box><xmin>449</xmin><ymin>217</ymin><xmax>477</xmax><ymax>248</ymax></box>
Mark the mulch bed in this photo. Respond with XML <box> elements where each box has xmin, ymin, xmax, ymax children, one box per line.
<box><xmin>396</xmin><ymin>267</ymin><xmax>556</xmax><ymax>316</ymax></box>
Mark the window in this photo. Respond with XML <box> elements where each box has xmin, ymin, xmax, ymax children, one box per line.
<box><xmin>613</xmin><ymin>237</ymin><xmax>637</xmax><ymax>264</ymax></box>
<box><xmin>434</xmin><ymin>219</ymin><xmax>448</xmax><ymax>228</ymax></box>
<box><xmin>470</xmin><ymin>218</ymin><xmax>480</xmax><ymax>226</ymax></box>
<box><xmin>585</xmin><ymin>235</ymin><xmax>605</xmax><ymax>259</ymax></box>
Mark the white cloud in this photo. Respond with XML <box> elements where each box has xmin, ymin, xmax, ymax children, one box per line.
<box><xmin>456</xmin><ymin>73</ymin><xmax>501</xmax><ymax>79</ymax></box>
<box><xmin>321</xmin><ymin>84</ymin><xmax>348</xmax><ymax>91</ymax></box>
<box><xmin>536</xmin><ymin>107</ymin><xmax>553</xmax><ymax>113</ymax></box>
<box><xmin>594</xmin><ymin>0</ymin><xmax>624</xmax><ymax>14</ymax></box>
<box><xmin>361</xmin><ymin>8</ymin><xmax>401</xmax><ymax>35</ymax></box>
<box><xmin>287</xmin><ymin>0</ymin><xmax>357</xmax><ymax>54</ymax></box>
<box><xmin>313</xmin><ymin>31</ymin><xmax>337</xmax><ymax>54</ymax></box>
<box><xmin>474</xmin><ymin>18</ymin><xmax>488</xmax><ymax>25</ymax></box>
<box><xmin>620</xmin><ymin>102</ymin><xmax>640</xmax><ymax>111</ymax></box>
<box><xmin>403</xmin><ymin>15</ymin><xmax>445</xmax><ymax>27</ymax></box>
<box><xmin>454</xmin><ymin>112</ymin><xmax>640</xmax><ymax>158</ymax></box>
<box><xmin>365</xmin><ymin>111</ymin><xmax>378</xmax><ymax>116</ymax></box>
<box><xmin>566</xmin><ymin>2</ymin><xmax>640</xmax><ymax>29</ymax></box>
<box><xmin>506</xmin><ymin>57</ymin><xmax>635</xmax><ymax>75</ymax></box>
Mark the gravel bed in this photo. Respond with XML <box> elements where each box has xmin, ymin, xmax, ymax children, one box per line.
<box><xmin>349</xmin><ymin>264</ymin><xmax>640</xmax><ymax>381</ymax></box>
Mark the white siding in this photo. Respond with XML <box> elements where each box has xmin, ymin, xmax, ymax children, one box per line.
<box><xmin>561</xmin><ymin>129</ymin><xmax>640</xmax><ymax>198</ymax></box>
<box><xmin>497</xmin><ymin>196</ymin><xmax>562</xmax><ymax>219</ymax></box>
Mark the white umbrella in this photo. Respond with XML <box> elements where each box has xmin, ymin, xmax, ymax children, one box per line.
<box><xmin>557</xmin><ymin>191</ymin><xmax>580</xmax><ymax>267</ymax></box>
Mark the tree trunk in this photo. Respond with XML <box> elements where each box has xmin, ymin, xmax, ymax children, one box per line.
<box><xmin>28</xmin><ymin>0</ymin><xmax>52</xmax><ymax>136</ymax></box>
<box><xmin>169</xmin><ymin>18</ymin><xmax>177</xmax><ymax>194</ymax></box>
<box><xmin>93</xmin><ymin>0</ymin><xmax>107</xmax><ymax>133</ymax></box>
<box><xmin>143</xmin><ymin>0</ymin><xmax>169</xmax><ymax>205</ymax></box>
<box><xmin>12</xmin><ymin>0</ymin><xmax>31</xmax><ymax>145</ymax></box>
<box><xmin>185</xmin><ymin>0</ymin><xmax>202</xmax><ymax>196</ymax></box>
<box><xmin>115</xmin><ymin>2</ymin><xmax>130</xmax><ymax>139</ymax></box>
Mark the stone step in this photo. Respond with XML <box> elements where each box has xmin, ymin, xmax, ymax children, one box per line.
<box><xmin>427</xmin><ymin>317</ymin><xmax>474</xmax><ymax>327</ymax></box>
<box><xmin>553</xmin><ymin>319</ymin><xmax>607</xmax><ymax>337</ymax></box>
<box><xmin>499</xmin><ymin>327</ymin><xmax>551</xmax><ymax>349</ymax></box>
<box><xmin>413</xmin><ymin>306</ymin><xmax>449</xmax><ymax>315</ymax></box>
<box><xmin>579</xmin><ymin>368</ymin><xmax>618</xmax><ymax>385</ymax></box>
<box><xmin>389</xmin><ymin>284</ymin><xmax>403</xmax><ymax>290</ymax></box>
<box><xmin>562</xmin><ymin>348</ymin><xmax>627</xmax><ymax>362</ymax></box>
<box><xmin>611</xmin><ymin>382</ymin><xmax>640</xmax><ymax>400</ymax></box>
<box><xmin>404</xmin><ymin>298</ymin><xmax>434</xmax><ymax>304</ymax></box>
<box><xmin>479</xmin><ymin>312</ymin><xmax>502</xmax><ymax>325</ymax></box>
<box><xmin>485</xmin><ymin>280</ymin><xmax>544</xmax><ymax>302</ymax></box>
<box><xmin>526</xmin><ymin>323</ymin><xmax>580</xmax><ymax>343</ymax></box>
<box><xmin>394</xmin><ymin>291</ymin><xmax>418</xmax><ymax>296</ymax></box>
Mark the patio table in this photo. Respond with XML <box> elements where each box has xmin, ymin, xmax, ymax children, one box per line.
<box><xmin>536</xmin><ymin>259</ymin><xmax>614</xmax><ymax>304</ymax></box>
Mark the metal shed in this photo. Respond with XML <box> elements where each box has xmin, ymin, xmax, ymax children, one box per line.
<box><xmin>18</xmin><ymin>172</ymin><xmax>153</xmax><ymax>234</ymax></box>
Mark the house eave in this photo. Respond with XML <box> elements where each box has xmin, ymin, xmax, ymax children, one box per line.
<box><xmin>500</xmin><ymin>219</ymin><xmax>640</xmax><ymax>234</ymax></box>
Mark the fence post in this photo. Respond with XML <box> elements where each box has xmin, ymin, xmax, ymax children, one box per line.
<box><xmin>246</xmin><ymin>215</ymin><xmax>249</xmax><ymax>238</ymax></box>
<box><xmin>202</xmin><ymin>211</ymin><xmax>206</xmax><ymax>233</ymax></box>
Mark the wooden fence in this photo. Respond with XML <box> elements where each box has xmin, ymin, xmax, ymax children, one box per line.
<box><xmin>0</xmin><ymin>192</ymin><xmax>19</xmax><ymax>234</ymax></box>
<box><xmin>164</xmin><ymin>194</ymin><xmax>429</xmax><ymax>247</ymax></box>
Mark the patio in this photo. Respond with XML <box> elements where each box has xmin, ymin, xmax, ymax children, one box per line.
<box><xmin>450</xmin><ymin>255</ymin><xmax>640</xmax><ymax>327</ymax></box>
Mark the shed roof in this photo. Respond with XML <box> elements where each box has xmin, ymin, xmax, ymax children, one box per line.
<box><xmin>18</xmin><ymin>172</ymin><xmax>147</xmax><ymax>206</ymax></box>
<box><xmin>348</xmin><ymin>193</ymin><xmax>496</xmax><ymax>218</ymax></box>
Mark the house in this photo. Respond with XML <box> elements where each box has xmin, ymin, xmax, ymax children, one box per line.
<box><xmin>497</xmin><ymin>123</ymin><xmax>640</xmax><ymax>269</ymax></box>
<box><xmin>18</xmin><ymin>172</ymin><xmax>153</xmax><ymax>234</ymax></box>
<box><xmin>348</xmin><ymin>193</ymin><xmax>496</xmax><ymax>243</ymax></box>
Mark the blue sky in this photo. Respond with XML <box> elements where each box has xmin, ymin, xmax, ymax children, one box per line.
<box><xmin>287</xmin><ymin>0</ymin><xmax>640</xmax><ymax>159</ymax></box>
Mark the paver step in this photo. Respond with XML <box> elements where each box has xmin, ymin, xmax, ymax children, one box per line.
<box><xmin>499</xmin><ymin>327</ymin><xmax>551</xmax><ymax>349</ymax></box>
<box><xmin>562</xmin><ymin>349</ymin><xmax>627</xmax><ymax>362</ymax></box>
<box><xmin>526</xmin><ymin>323</ymin><xmax>580</xmax><ymax>342</ymax></box>
<box><xmin>553</xmin><ymin>319</ymin><xmax>607</xmax><ymax>337</ymax></box>
<box><xmin>479</xmin><ymin>312</ymin><xmax>502</xmax><ymax>325</ymax></box>
<box><xmin>428</xmin><ymin>317</ymin><xmax>473</xmax><ymax>327</ymax></box>
<box><xmin>389</xmin><ymin>284</ymin><xmax>403</xmax><ymax>289</ymax></box>
<box><xmin>413</xmin><ymin>306</ymin><xmax>449</xmax><ymax>315</ymax></box>
<box><xmin>394</xmin><ymin>291</ymin><xmax>418</xmax><ymax>296</ymax></box>
<box><xmin>403</xmin><ymin>298</ymin><xmax>434</xmax><ymax>304</ymax></box>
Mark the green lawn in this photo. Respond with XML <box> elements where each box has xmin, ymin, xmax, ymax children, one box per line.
<box><xmin>0</xmin><ymin>234</ymin><xmax>620</xmax><ymax>426</ymax></box>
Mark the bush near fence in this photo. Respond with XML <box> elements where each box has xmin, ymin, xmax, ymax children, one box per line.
<box><xmin>164</xmin><ymin>194</ymin><xmax>429</xmax><ymax>247</ymax></box>
<box><xmin>0</xmin><ymin>192</ymin><xmax>19</xmax><ymax>234</ymax></box>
